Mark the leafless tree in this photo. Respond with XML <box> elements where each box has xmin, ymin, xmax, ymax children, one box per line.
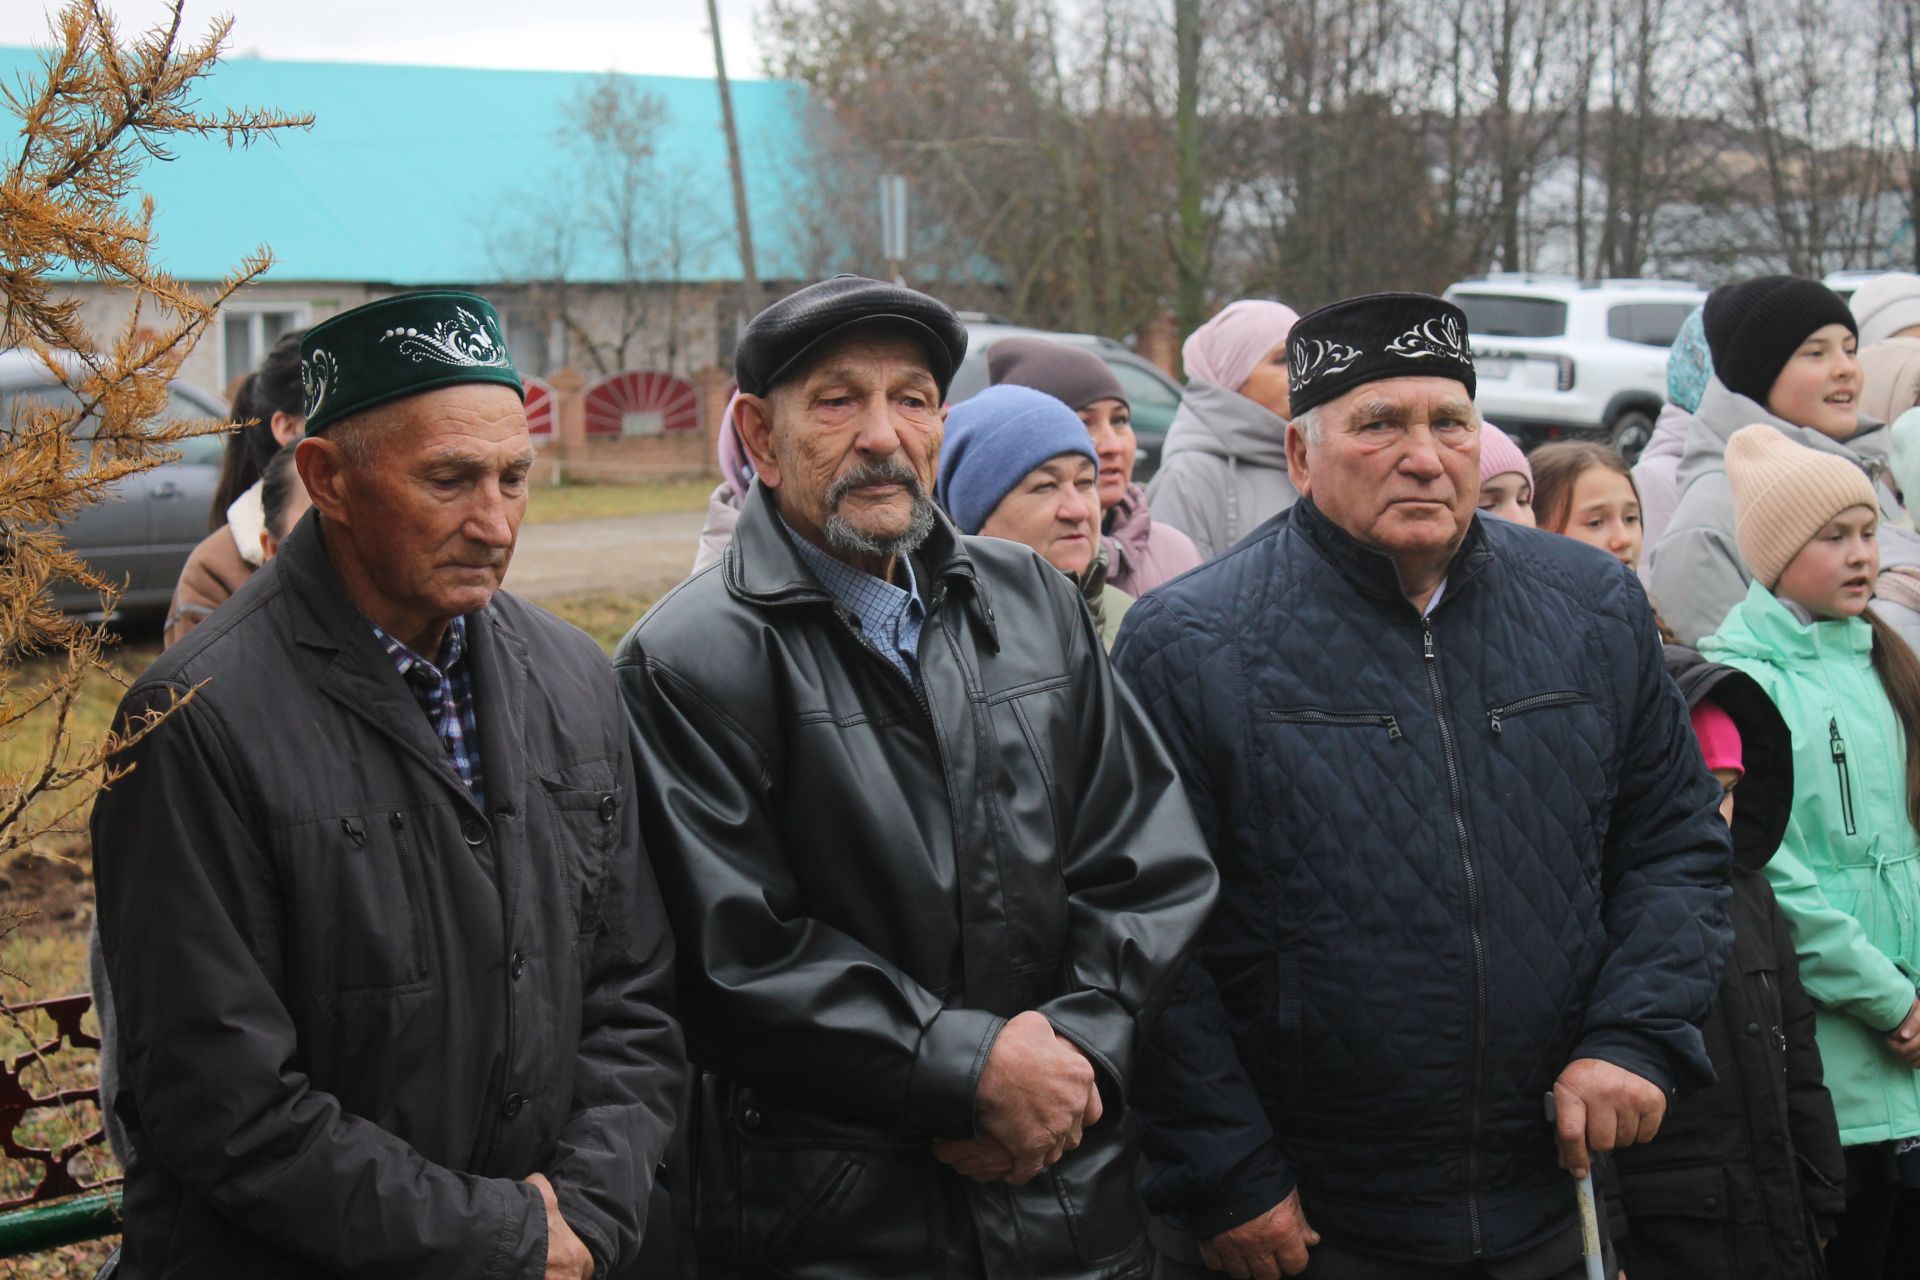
<box><xmin>490</xmin><ymin>75</ymin><xmax>724</xmax><ymax>376</ymax></box>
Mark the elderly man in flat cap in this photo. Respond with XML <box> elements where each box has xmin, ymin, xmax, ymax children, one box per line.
<box><xmin>92</xmin><ymin>292</ymin><xmax>684</xmax><ymax>1279</ymax></box>
<box><xmin>616</xmin><ymin>274</ymin><xmax>1218</xmax><ymax>1278</ymax></box>
<box><xmin>1113</xmin><ymin>293</ymin><xmax>1733</xmax><ymax>1280</ymax></box>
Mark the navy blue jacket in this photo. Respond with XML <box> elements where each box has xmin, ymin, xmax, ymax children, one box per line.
<box><xmin>1112</xmin><ymin>497</ymin><xmax>1733</xmax><ymax>1265</ymax></box>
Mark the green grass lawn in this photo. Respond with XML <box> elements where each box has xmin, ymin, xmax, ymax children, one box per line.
<box><xmin>521</xmin><ymin>476</ymin><xmax>712</xmax><ymax>525</ymax></box>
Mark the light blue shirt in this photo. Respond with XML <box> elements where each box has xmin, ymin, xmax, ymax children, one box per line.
<box><xmin>784</xmin><ymin>519</ymin><xmax>926</xmax><ymax>682</ymax></box>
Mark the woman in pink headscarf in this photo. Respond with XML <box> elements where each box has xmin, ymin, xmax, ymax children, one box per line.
<box><xmin>1146</xmin><ymin>299</ymin><xmax>1302</xmax><ymax>558</ymax></box>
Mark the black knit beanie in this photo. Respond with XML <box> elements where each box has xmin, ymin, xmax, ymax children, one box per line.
<box><xmin>986</xmin><ymin>335</ymin><xmax>1128</xmax><ymax>411</ymax></box>
<box><xmin>1703</xmin><ymin>276</ymin><xmax>1857</xmax><ymax>407</ymax></box>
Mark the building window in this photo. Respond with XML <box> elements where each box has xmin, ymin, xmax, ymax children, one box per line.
<box><xmin>222</xmin><ymin>304</ymin><xmax>311</xmax><ymax>382</ymax></box>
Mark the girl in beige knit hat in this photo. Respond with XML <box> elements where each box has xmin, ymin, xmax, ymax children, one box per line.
<box><xmin>1701</xmin><ymin>423</ymin><xmax>1920</xmax><ymax>1271</ymax></box>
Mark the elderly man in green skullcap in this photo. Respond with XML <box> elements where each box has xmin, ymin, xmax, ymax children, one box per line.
<box><xmin>92</xmin><ymin>292</ymin><xmax>684</xmax><ymax>1279</ymax></box>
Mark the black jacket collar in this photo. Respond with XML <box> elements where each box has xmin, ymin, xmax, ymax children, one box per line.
<box><xmin>1289</xmin><ymin>494</ymin><xmax>1493</xmax><ymax>612</ymax></box>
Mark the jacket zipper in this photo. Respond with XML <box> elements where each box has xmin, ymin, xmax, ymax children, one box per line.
<box><xmin>1830</xmin><ymin>719</ymin><xmax>1857</xmax><ymax>836</ymax></box>
<box><xmin>1758</xmin><ymin>970</ymin><xmax>1789</xmax><ymax>1053</ymax></box>
<box><xmin>389</xmin><ymin>812</ymin><xmax>434</xmax><ymax>981</ymax></box>
<box><xmin>1268</xmin><ymin>708</ymin><xmax>1404</xmax><ymax>741</ymax></box>
<box><xmin>1487</xmin><ymin>690</ymin><xmax>1587</xmax><ymax>734</ymax></box>
<box><xmin>1424</xmin><ymin>619</ymin><xmax>1486</xmax><ymax>1255</ymax></box>
<box><xmin>831</xmin><ymin>595</ymin><xmax>983</xmax><ymax>1003</ymax></box>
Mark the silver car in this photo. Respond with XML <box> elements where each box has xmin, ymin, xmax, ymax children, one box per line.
<box><xmin>4</xmin><ymin>350</ymin><xmax>228</xmax><ymax>620</ymax></box>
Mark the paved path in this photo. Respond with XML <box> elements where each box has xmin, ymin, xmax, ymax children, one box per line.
<box><xmin>504</xmin><ymin>509</ymin><xmax>704</xmax><ymax>602</ymax></box>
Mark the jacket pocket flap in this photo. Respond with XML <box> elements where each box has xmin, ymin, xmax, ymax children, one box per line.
<box><xmin>731</xmin><ymin>1087</ymin><xmax>922</xmax><ymax>1151</ymax></box>
<box><xmin>1618</xmin><ymin>1163</ymin><xmax>1729</xmax><ymax>1220</ymax></box>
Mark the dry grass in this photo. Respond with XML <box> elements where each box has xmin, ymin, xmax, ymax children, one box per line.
<box><xmin>539</xmin><ymin>590</ymin><xmax>659</xmax><ymax>654</ymax></box>
<box><xmin>521</xmin><ymin>476</ymin><xmax>713</xmax><ymax>526</ymax></box>
<box><xmin>1</xmin><ymin>639</ymin><xmax>161</xmax><ymax>865</ymax></box>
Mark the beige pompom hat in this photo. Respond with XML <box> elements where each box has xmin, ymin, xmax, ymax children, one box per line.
<box><xmin>1725</xmin><ymin>425</ymin><xmax>1879</xmax><ymax>587</ymax></box>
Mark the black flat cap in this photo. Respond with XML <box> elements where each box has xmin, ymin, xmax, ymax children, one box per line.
<box><xmin>1287</xmin><ymin>292</ymin><xmax>1476</xmax><ymax>418</ymax></box>
<box><xmin>735</xmin><ymin>275</ymin><xmax>969</xmax><ymax>401</ymax></box>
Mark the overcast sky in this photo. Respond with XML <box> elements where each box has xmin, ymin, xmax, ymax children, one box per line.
<box><xmin>0</xmin><ymin>0</ymin><xmax>772</xmax><ymax>79</ymax></box>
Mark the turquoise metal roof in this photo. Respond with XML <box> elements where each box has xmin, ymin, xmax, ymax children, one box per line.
<box><xmin>0</xmin><ymin>49</ymin><xmax>814</xmax><ymax>284</ymax></box>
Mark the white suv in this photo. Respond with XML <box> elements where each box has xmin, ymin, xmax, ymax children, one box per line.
<box><xmin>1443</xmin><ymin>276</ymin><xmax>1707</xmax><ymax>461</ymax></box>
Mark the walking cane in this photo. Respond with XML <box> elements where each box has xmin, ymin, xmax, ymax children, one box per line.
<box><xmin>1543</xmin><ymin>1093</ymin><xmax>1607</xmax><ymax>1280</ymax></box>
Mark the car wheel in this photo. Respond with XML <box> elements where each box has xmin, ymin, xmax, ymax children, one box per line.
<box><xmin>1609</xmin><ymin>409</ymin><xmax>1656</xmax><ymax>464</ymax></box>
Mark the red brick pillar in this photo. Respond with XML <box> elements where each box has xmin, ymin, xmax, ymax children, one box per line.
<box><xmin>695</xmin><ymin>364</ymin><xmax>731</xmax><ymax>476</ymax></box>
<box><xmin>1138</xmin><ymin>307</ymin><xmax>1182</xmax><ymax>380</ymax></box>
<box><xmin>549</xmin><ymin>366</ymin><xmax>587</xmax><ymax>482</ymax></box>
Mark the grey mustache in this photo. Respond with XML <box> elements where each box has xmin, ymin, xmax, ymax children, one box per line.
<box><xmin>827</xmin><ymin>461</ymin><xmax>924</xmax><ymax>510</ymax></box>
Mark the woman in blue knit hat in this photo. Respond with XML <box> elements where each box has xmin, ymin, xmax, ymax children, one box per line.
<box><xmin>937</xmin><ymin>384</ymin><xmax>1135</xmax><ymax>648</ymax></box>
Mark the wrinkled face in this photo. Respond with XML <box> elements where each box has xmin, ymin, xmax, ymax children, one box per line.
<box><xmin>1079</xmin><ymin>398</ymin><xmax>1136</xmax><ymax>510</ymax></box>
<box><xmin>1288</xmin><ymin>376</ymin><xmax>1479</xmax><ymax>561</ymax></box>
<box><xmin>298</xmin><ymin>383</ymin><xmax>532</xmax><ymax>640</ymax></box>
<box><xmin>1774</xmin><ymin>504</ymin><xmax>1879</xmax><ymax>619</ymax></box>
<box><xmin>1552</xmin><ymin>467</ymin><xmax>1643</xmax><ymax>569</ymax></box>
<box><xmin>979</xmin><ymin>453</ymin><xmax>1100</xmax><ymax>576</ymax></box>
<box><xmin>737</xmin><ymin>331</ymin><xmax>944</xmax><ymax>562</ymax></box>
<box><xmin>1767</xmin><ymin>323</ymin><xmax>1860</xmax><ymax>441</ymax></box>
<box><xmin>1478</xmin><ymin>472</ymin><xmax>1535</xmax><ymax>527</ymax></box>
<box><xmin>1236</xmin><ymin>341</ymin><xmax>1293</xmax><ymax>419</ymax></box>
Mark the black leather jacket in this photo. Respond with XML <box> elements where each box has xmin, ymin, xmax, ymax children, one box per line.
<box><xmin>617</xmin><ymin>482</ymin><xmax>1219</xmax><ymax>1279</ymax></box>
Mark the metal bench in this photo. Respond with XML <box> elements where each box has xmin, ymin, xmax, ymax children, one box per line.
<box><xmin>0</xmin><ymin>992</ymin><xmax>121</xmax><ymax>1257</ymax></box>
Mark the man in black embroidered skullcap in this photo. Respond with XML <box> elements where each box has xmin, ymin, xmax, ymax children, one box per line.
<box><xmin>617</xmin><ymin>274</ymin><xmax>1219</xmax><ymax>1278</ymax></box>
<box><xmin>93</xmin><ymin>291</ymin><xmax>685</xmax><ymax>1279</ymax></box>
<box><xmin>1114</xmin><ymin>292</ymin><xmax>1733</xmax><ymax>1279</ymax></box>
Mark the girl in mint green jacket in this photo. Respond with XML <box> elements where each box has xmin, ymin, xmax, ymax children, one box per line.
<box><xmin>1702</xmin><ymin>425</ymin><xmax>1920</xmax><ymax>1273</ymax></box>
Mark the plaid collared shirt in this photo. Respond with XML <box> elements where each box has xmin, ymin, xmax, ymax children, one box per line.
<box><xmin>371</xmin><ymin>614</ymin><xmax>486</xmax><ymax>809</ymax></box>
<box><xmin>784</xmin><ymin>519</ymin><xmax>925</xmax><ymax>683</ymax></box>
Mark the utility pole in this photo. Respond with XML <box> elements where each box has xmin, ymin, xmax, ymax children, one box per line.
<box><xmin>707</xmin><ymin>0</ymin><xmax>760</xmax><ymax>327</ymax></box>
<box><xmin>880</xmin><ymin>174</ymin><xmax>909</xmax><ymax>286</ymax></box>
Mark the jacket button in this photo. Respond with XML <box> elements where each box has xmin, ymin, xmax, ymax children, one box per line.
<box><xmin>510</xmin><ymin>951</ymin><xmax>526</xmax><ymax>980</ymax></box>
<box><xmin>742</xmin><ymin>1108</ymin><xmax>762</xmax><ymax>1129</ymax></box>
<box><xmin>1770</xmin><ymin>1131</ymin><xmax>1785</xmax><ymax>1146</ymax></box>
<box><xmin>502</xmin><ymin>1092</ymin><xmax>526</xmax><ymax>1118</ymax></box>
<box><xmin>1746</xmin><ymin>1021</ymin><xmax>1762</xmax><ymax>1035</ymax></box>
<box><xmin>598</xmin><ymin>794</ymin><xmax>616</xmax><ymax>824</ymax></box>
<box><xmin>1702</xmin><ymin>1197</ymin><xmax>1717</xmax><ymax>1212</ymax></box>
<box><xmin>463</xmin><ymin>818</ymin><xmax>487</xmax><ymax>846</ymax></box>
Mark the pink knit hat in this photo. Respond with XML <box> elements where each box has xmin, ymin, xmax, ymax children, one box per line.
<box><xmin>1183</xmin><ymin>300</ymin><xmax>1301</xmax><ymax>393</ymax></box>
<box><xmin>1478</xmin><ymin>423</ymin><xmax>1531</xmax><ymax>486</ymax></box>
<box><xmin>1725</xmin><ymin>425</ymin><xmax>1879</xmax><ymax>587</ymax></box>
<box><xmin>1689</xmin><ymin>700</ymin><xmax>1743</xmax><ymax>778</ymax></box>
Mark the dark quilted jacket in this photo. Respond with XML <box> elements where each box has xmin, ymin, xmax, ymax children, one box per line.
<box><xmin>1111</xmin><ymin>496</ymin><xmax>1734</xmax><ymax>1266</ymax></box>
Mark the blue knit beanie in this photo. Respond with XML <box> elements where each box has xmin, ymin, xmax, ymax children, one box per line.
<box><xmin>937</xmin><ymin>385</ymin><xmax>1098</xmax><ymax>534</ymax></box>
<box><xmin>1666</xmin><ymin>306</ymin><xmax>1712</xmax><ymax>414</ymax></box>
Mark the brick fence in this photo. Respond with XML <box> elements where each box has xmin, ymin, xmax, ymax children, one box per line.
<box><xmin>529</xmin><ymin>365</ymin><xmax>729</xmax><ymax>486</ymax></box>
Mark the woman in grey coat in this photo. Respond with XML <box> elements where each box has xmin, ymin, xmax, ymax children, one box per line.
<box><xmin>1146</xmin><ymin>299</ymin><xmax>1301</xmax><ymax>558</ymax></box>
<box><xmin>1648</xmin><ymin>275</ymin><xmax>1920</xmax><ymax>652</ymax></box>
